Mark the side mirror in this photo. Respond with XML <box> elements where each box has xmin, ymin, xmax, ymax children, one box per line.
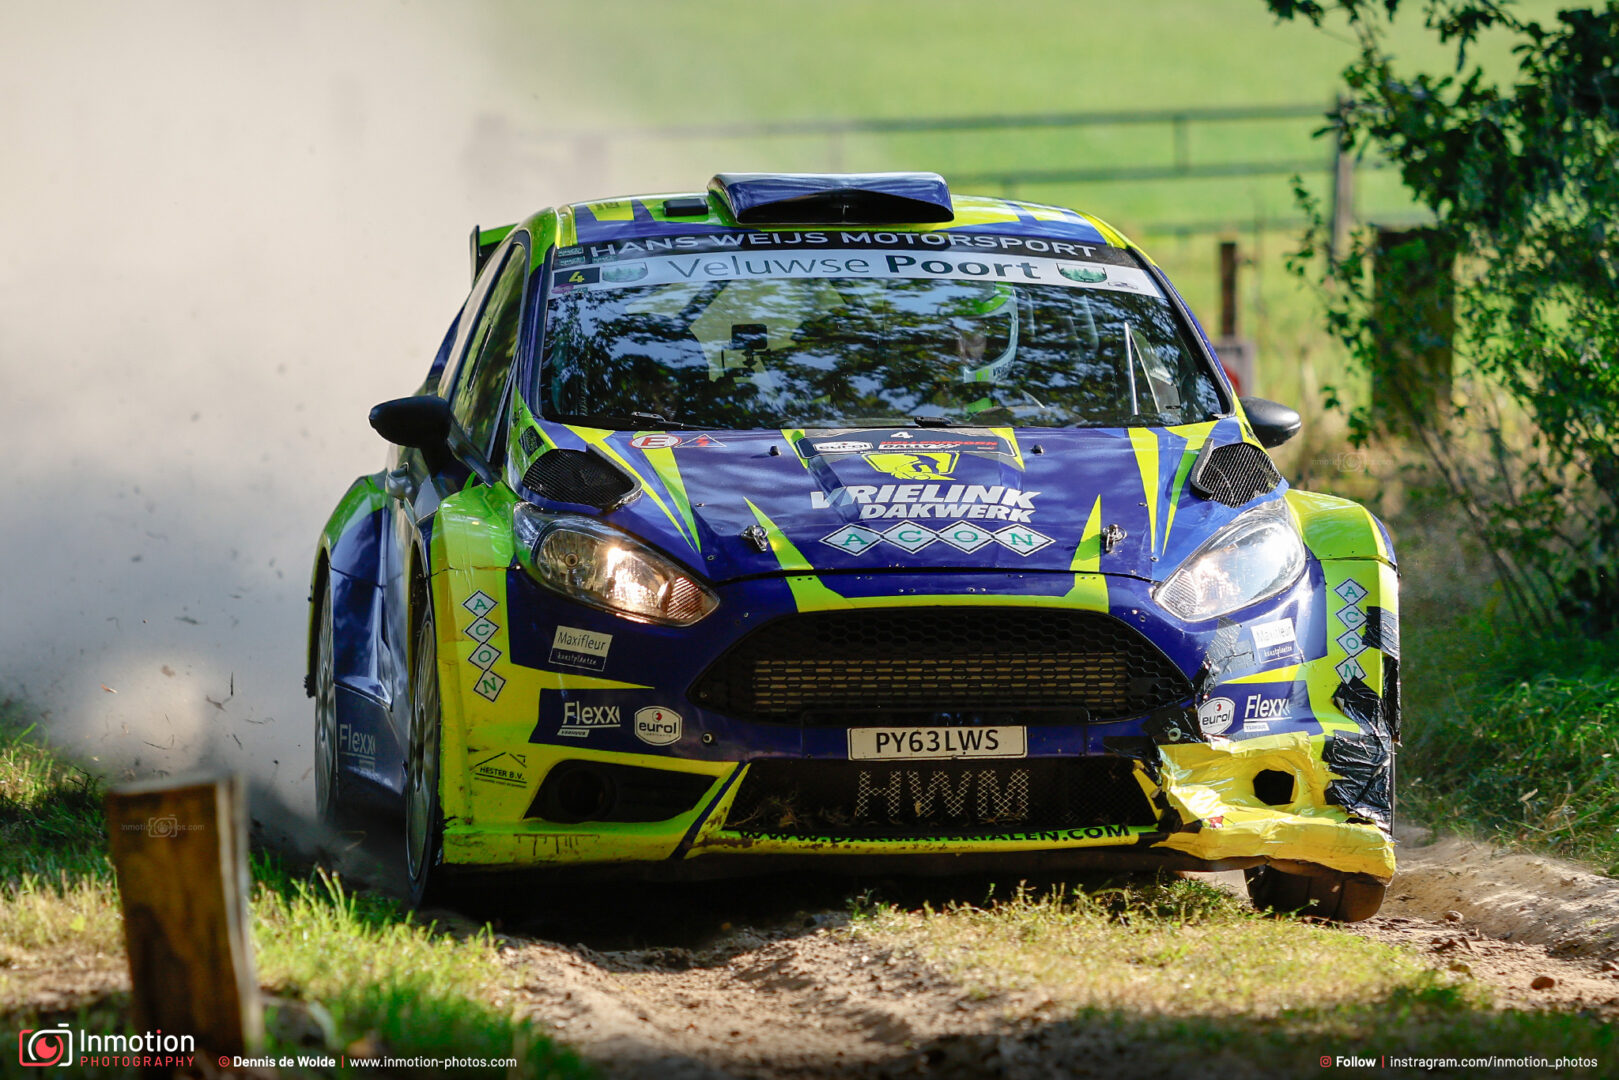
<box><xmin>1240</xmin><ymin>397</ymin><xmax>1302</xmax><ymax>449</ymax></box>
<box><xmin>369</xmin><ymin>395</ymin><xmax>452</xmax><ymax>450</ymax></box>
<box><xmin>369</xmin><ymin>394</ymin><xmax>498</xmax><ymax>488</ymax></box>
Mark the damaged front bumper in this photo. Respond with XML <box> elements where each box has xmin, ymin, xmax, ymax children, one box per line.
<box><xmin>440</xmin><ymin>729</ymin><xmax>1395</xmax><ymax>883</ymax></box>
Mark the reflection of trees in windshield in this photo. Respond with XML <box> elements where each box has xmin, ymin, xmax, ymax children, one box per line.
<box><xmin>538</xmin><ymin>277</ymin><xmax>1223</xmax><ymax>429</ymax></box>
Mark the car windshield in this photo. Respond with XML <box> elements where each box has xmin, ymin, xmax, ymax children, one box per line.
<box><xmin>534</xmin><ymin>236</ymin><xmax>1224</xmax><ymax>429</ymax></box>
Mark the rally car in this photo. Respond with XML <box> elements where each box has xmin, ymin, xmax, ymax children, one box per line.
<box><xmin>307</xmin><ymin>172</ymin><xmax>1399</xmax><ymax>919</ymax></box>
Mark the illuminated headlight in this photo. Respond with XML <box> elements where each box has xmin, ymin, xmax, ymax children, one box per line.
<box><xmin>1152</xmin><ymin>500</ymin><xmax>1306</xmax><ymax>622</ymax></box>
<box><xmin>513</xmin><ymin>506</ymin><xmax>718</xmax><ymax>626</ymax></box>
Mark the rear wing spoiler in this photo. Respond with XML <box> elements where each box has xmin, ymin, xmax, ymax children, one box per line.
<box><xmin>469</xmin><ymin>223</ymin><xmax>517</xmax><ymax>283</ymax></box>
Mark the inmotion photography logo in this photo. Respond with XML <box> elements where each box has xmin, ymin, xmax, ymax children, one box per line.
<box><xmin>16</xmin><ymin>1023</ymin><xmax>195</xmax><ymax>1069</ymax></box>
<box><xmin>17</xmin><ymin>1023</ymin><xmax>71</xmax><ymax>1068</ymax></box>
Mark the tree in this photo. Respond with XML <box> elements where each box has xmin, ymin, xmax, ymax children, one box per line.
<box><xmin>1271</xmin><ymin>0</ymin><xmax>1619</xmax><ymax>630</ymax></box>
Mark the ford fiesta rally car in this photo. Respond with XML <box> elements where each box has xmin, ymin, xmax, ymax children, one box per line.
<box><xmin>307</xmin><ymin>172</ymin><xmax>1399</xmax><ymax>919</ymax></box>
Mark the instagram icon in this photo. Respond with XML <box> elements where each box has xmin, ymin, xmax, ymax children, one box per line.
<box><xmin>18</xmin><ymin>1024</ymin><xmax>72</xmax><ymax>1067</ymax></box>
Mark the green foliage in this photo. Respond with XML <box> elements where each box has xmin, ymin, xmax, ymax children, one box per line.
<box><xmin>1271</xmin><ymin>0</ymin><xmax>1619</xmax><ymax>630</ymax></box>
<box><xmin>0</xmin><ymin>713</ymin><xmax>112</xmax><ymax>886</ymax></box>
<box><xmin>1403</xmin><ymin>650</ymin><xmax>1619</xmax><ymax>869</ymax></box>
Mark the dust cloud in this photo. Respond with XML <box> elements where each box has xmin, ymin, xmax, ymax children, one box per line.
<box><xmin>0</xmin><ymin>2</ymin><xmax>633</xmax><ymax>833</ymax></box>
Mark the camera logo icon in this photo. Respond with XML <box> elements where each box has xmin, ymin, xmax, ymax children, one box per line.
<box><xmin>147</xmin><ymin>816</ymin><xmax>179</xmax><ymax>838</ymax></box>
<box><xmin>18</xmin><ymin>1024</ymin><xmax>72</xmax><ymax>1067</ymax></box>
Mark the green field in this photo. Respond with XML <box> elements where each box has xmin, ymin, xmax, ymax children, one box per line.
<box><xmin>460</xmin><ymin>0</ymin><xmax>1559</xmax><ymax>411</ymax></box>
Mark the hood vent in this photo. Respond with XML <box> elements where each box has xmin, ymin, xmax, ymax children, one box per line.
<box><xmin>521</xmin><ymin>448</ymin><xmax>639</xmax><ymax>511</ymax></box>
<box><xmin>709</xmin><ymin>172</ymin><xmax>954</xmax><ymax>225</ymax></box>
<box><xmin>1190</xmin><ymin>442</ymin><xmax>1282</xmax><ymax>507</ymax></box>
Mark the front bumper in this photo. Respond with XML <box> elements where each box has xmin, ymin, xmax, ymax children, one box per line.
<box><xmin>430</xmin><ymin>554</ymin><xmax>1398</xmax><ymax>885</ymax></box>
<box><xmin>439</xmin><ymin>730</ymin><xmax>1394</xmax><ymax>883</ymax></box>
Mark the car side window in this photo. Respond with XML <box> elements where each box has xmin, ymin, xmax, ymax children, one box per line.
<box><xmin>449</xmin><ymin>248</ymin><xmax>528</xmax><ymax>462</ymax></box>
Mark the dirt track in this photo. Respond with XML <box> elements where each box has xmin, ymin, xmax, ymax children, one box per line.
<box><xmin>401</xmin><ymin>828</ymin><xmax>1619</xmax><ymax>1078</ymax></box>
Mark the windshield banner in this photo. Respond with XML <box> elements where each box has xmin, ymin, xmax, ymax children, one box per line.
<box><xmin>551</xmin><ymin>247</ymin><xmax>1160</xmax><ymax>297</ymax></box>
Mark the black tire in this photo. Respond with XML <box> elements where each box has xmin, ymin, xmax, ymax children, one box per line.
<box><xmin>313</xmin><ymin>587</ymin><xmax>354</xmax><ymax>828</ymax></box>
<box><xmin>404</xmin><ymin>600</ymin><xmax>453</xmax><ymax>909</ymax></box>
<box><xmin>1244</xmin><ymin>865</ymin><xmax>1387</xmax><ymax>922</ymax></box>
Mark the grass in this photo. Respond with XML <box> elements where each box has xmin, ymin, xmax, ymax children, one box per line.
<box><xmin>1400</xmin><ymin>638</ymin><xmax>1619</xmax><ymax>876</ymax></box>
<box><xmin>851</xmin><ymin>876</ymin><xmax>1615</xmax><ymax>1069</ymax></box>
<box><xmin>0</xmin><ymin>713</ymin><xmax>589</xmax><ymax>1079</ymax></box>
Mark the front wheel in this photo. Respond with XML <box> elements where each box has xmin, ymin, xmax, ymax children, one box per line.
<box><xmin>404</xmin><ymin>601</ymin><xmax>453</xmax><ymax>908</ymax></box>
<box><xmin>1244</xmin><ymin>865</ymin><xmax>1387</xmax><ymax>922</ymax></box>
<box><xmin>313</xmin><ymin>586</ymin><xmax>352</xmax><ymax>827</ymax></box>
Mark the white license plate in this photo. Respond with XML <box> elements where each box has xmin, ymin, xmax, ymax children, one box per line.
<box><xmin>847</xmin><ymin>726</ymin><xmax>1027</xmax><ymax>761</ymax></box>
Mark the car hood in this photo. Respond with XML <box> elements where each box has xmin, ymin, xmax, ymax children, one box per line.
<box><xmin>524</xmin><ymin>420</ymin><xmax>1278</xmax><ymax>585</ymax></box>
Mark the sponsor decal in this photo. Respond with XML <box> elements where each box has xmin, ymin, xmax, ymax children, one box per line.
<box><xmin>600</xmin><ymin>262</ymin><xmax>647</xmax><ymax>283</ymax></box>
<box><xmin>633</xmin><ymin>706</ymin><xmax>682</xmax><ymax>746</ymax></box>
<box><xmin>567</xmin><ymin>230</ymin><xmax>1138</xmax><ymax>265</ymax></box>
<box><xmin>467</xmin><ymin>641</ymin><xmax>502</xmax><ymax>671</ymax></box>
<box><xmin>1059</xmin><ymin>264</ymin><xmax>1108</xmax><ymax>284</ymax></box>
<box><xmin>802</xmin><ymin>429</ymin><xmax>1013</xmax><ymax>458</ymax></box>
<box><xmin>470</xmin><ymin>750</ymin><xmax>529</xmax><ymax>788</ymax></box>
<box><xmin>1251</xmin><ymin>619</ymin><xmax>1295</xmax><ymax>650</ymax></box>
<box><xmin>1334</xmin><ymin>579</ymin><xmax>1369</xmax><ymax>605</ymax></box>
<box><xmin>810</xmin><ymin>482</ymin><xmax>1040</xmax><ymax>523</ymax></box>
<box><xmin>1242</xmin><ymin>694</ymin><xmax>1293</xmax><ymax>730</ymax></box>
<box><xmin>1197</xmin><ymin>697</ymin><xmax>1236</xmax><ymax>735</ymax></box>
<box><xmin>550</xmin><ymin>625</ymin><xmax>612</xmax><ymax>672</ymax></box>
<box><xmin>820</xmin><ymin>521</ymin><xmax>1053</xmax><ymax>556</ymax></box>
<box><xmin>464</xmin><ymin>617</ymin><xmax>499</xmax><ymax>644</ymax></box>
<box><xmin>854</xmin><ymin>767</ymin><xmax>1030</xmax><ymax>823</ymax></box>
<box><xmin>627</xmin><ymin>433</ymin><xmax>725</xmax><ymax>449</ymax></box>
<box><xmin>1332</xmin><ymin>575</ymin><xmax>1372</xmax><ymax>683</ymax></box>
<box><xmin>338</xmin><ymin>723</ymin><xmax>376</xmax><ymax>769</ymax></box>
<box><xmin>864</xmin><ymin>452</ymin><xmax>957</xmax><ymax>480</ymax></box>
<box><xmin>554</xmin><ymin>245</ymin><xmax>1161</xmax><ymax>299</ymax></box>
<box><xmin>559</xmin><ymin>700</ymin><xmax>621</xmax><ymax>738</ymax></box>
<box><xmin>461</xmin><ymin>590</ymin><xmax>498</xmax><ymax>618</ymax></box>
<box><xmin>739</xmin><ymin>824</ymin><xmax>1139</xmax><ymax>844</ymax></box>
<box><xmin>472</xmin><ymin>669</ymin><xmax>506</xmax><ymax>702</ymax></box>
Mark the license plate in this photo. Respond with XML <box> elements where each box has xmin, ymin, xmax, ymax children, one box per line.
<box><xmin>847</xmin><ymin>726</ymin><xmax>1027</xmax><ymax>761</ymax></box>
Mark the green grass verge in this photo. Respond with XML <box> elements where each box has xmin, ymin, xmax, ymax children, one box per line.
<box><xmin>0</xmin><ymin>714</ymin><xmax>590</xmax><ymax>1079</ymax></box>
<box><xmin>1400</xmin><ymin>644</ymin><xmax>1619</xmax><ymax>876</ymax></box>
<box><xmin>852</xmin><ymin>877</ymin><xmax>1615</xmax><ymax>1069</ymax></box>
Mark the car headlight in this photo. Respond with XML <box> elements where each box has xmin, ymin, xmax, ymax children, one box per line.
<box><xmin>1152</xmin><ymin>500</ymin><xmax>1306</xmax><ymax>622</ymax></box>
<box><xmin>512</xmin><ymin>506</ymin><xmax>718</xmax><ymax>626</ymax></box>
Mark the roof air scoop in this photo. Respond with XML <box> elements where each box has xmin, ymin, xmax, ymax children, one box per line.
<box><xmin>709</xmin><ymin>172</ymin><xmax>954</xmax><ymax>226</ymax></box>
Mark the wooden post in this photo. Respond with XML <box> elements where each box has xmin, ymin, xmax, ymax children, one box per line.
<box><xmin>1219</xmin><ymin>240</ymin><xmax>1239</xmax><ymax>339</ymax></box>
<box><xmin>1371</xmin><ymin>226</ymin><xmax>1455</xmax><ymax>432</ymax></box>
<box><xmin>1213</xmin><ymin>239</ymin><xmax>1256</xmax><ymax>396</ymax></box>
<box><xmin>1329</xmin><ymin>96</ymin><xmax>1356</xmax><ymax>262</ymax></box>
<box><xmin>106</xmin><ymin>774</ymin><xmax>262</xmax><ymax>1072</ymax></box>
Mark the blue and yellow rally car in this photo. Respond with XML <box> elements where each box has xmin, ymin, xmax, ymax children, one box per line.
<box><xmin>307</xmin><ymin>173</ymin><xmax>1399</xmax><ymax>919</ymax></box>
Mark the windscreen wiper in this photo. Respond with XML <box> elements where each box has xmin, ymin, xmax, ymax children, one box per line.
<box><xmin>545</xmin><ymin>410</ymin><xmax>696</xmax><ymax>431</ymax></box>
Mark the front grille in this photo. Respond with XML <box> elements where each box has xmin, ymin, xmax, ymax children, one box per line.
<box><xmin>1191</xmin><ymin>442</ymin><xmax>1282</xmax><ymax>507</ymax></box>
<box><xmin>522</xmin><ymin>448</ymin><xmax>637</xmax><ymax>510</ymax></box>
<box><xmin>689</xmin><ymin>608</ymin><xmax>1191</xmax><ymax>723</ymax></box>
<box><xmin>723</xmin><ymin>757</ymin><xmax>1157</xmax><ymax>839</ymax></box>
